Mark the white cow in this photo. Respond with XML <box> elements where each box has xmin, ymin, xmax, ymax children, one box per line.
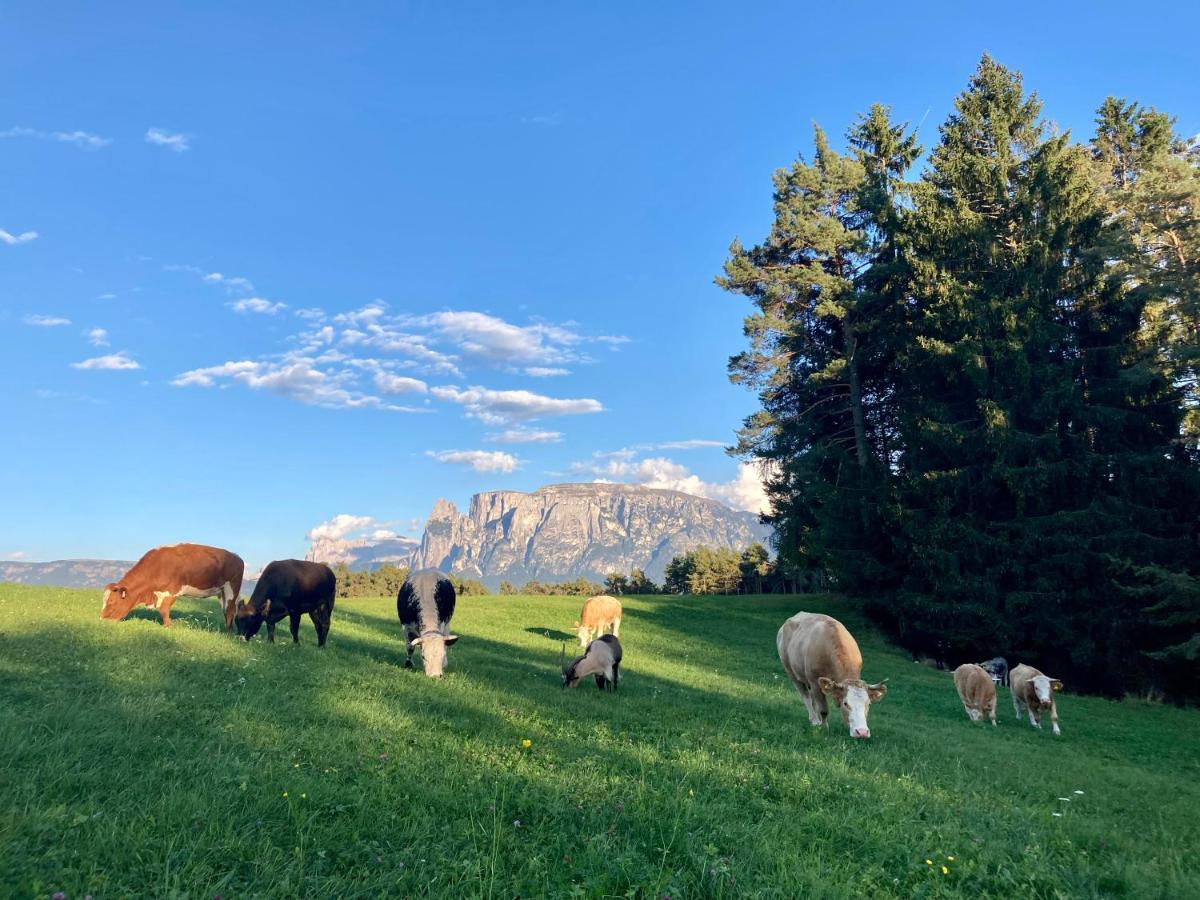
<box><xmin>1009</xmin><ymin>663</ymin><xmax>1063</xmax><ymax>736</ymax></box>
<box><xmin>777</xmin><ymin>611</ymin><xmax>887</xmax><ymax>739</ymax></box>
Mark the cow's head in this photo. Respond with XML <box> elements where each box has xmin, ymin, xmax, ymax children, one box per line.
<box><xmin>574</xmin><ymin>622</ymin><xmax>591</xmax><ymax>647</ymax></box>
<box><xmin>818</xmin><ymin>677</ymin><xmax>888</xmax><ymax>739</ymax></box>
<box><xmin>1030</xmin><ymin>674</ymin><xmax>1062</xmax><ymax>709</ymax></box>
<box><xmin>100</xmin><ymin>582</ymin><xmax>137</xmax><ymax>621</ymax></box>
<box><xmin>234</xmin><ymin>598</ymin><xmax>267</xmax><ymax>641</ymax></box>
<box><xmin>411</xmin><ymin>632</ymin><xmax>459</xmax><ymax>677</ymax></box>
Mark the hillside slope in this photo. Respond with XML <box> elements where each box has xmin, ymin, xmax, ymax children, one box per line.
<box><xmin>0</xmin><ymin>585</ymin><xmax>1196</xmax><ymax>898</ymax></box>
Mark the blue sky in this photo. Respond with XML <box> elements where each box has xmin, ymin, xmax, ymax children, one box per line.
<box><xmin>2</xmin><ymin>2</ymin><xmax>1197</xmax><ymax>570</ymax></box>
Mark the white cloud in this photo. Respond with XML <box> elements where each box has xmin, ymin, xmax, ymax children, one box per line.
<box><xmin>96</xmin><ymin>293</ymin><xmax>117</xmax><ymax>300</ymax></box>
<box><xmin>525</xmin><ymin>367</ymin><xmax>570</xmax><ymax>377</ymax></box>
<box><xmin>373</xmin><ymin>372</ymin><xmax>428</xmax><ymax>395</ymax></box>
<box><xmin>172</xmin><ymin>357</ymin><xmax>419</xmax><ymax>411</ymax></box>
<box><xmin>202</xmin><ymin>272</ymin><xmax>256</xmax><ymax>293</ymax></box>
<box><xmin>24</xmin><ymin>314</ymin><xmax>71</xmax><ymax>326</ymax></box>
<box><xmin>1</xmin><ymin>229</ymin><xmax>38</xmax><ymax>246</ymax></box>
<box><xmin>6</xmin><ymin>550</ymin><xmax>28</xmax><ymax>560</ymax></box>
<box><xmin>431</xmin><ymin>385</ymin><xmax>603</xmax><ymax>424</ymax></box>
<box><xmin>294</xmin><ymin>307</ymin><xmax>326</xmax><ymax>320</ymax></box>
<box><xmin>410</xmin><ymin>311</ymin><xmax>583</xmax><ymax>365</ymax></box>
<box><xmin>71</xmin><ymin>351</ymin><xmax>141</xmax><ymax>371</ymax></box>
<box><xmin>306</xmin><ymin>513</ymin><xmax>376</xmax><ymax>542</ymax></box>
<box><xmin>651</xmin><ymin>439</ymin><xmax>726</xmax><ymax>450</ymax></box>
<box><xmin>0</xmin><ymin>126</ymin><xmax>111</xmax><ymax>149</ymax></box>
<box><xmin>228</xmin><ymin>297</ymin><xmax>287</xmax><ymax>315</ymax></box>
<box><xmin>145</xmin><ymin>127</ymin><xmax>191</xmax><ymax>152</ymax></box>
<box><xmin>427</xmin><ymin>449</ymin><xmax>522</xmax><ymax>473</ymax></box>
<box><xmin>86</xmin><ymin>327</ymin><xmax>110</xmax><ymax>346</ymax></box>
<box><xmin>570</xmin><ymin>452</ymin><xmax>769</xmax><ymax>515</ymax></box>
<box><xmin>485</xmin><ymin>428</ymin><xmax>563</xmax><ymax>444</ymax></box>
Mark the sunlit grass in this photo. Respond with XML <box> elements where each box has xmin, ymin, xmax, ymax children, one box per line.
<box><xmin>0</xmin><ymin>585</ymin><xmax>1197</xmax><ymax>897</ymax></box>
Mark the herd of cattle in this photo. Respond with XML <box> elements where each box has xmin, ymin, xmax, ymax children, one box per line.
<box><xmin>97</xmin><ymin>543</ymin><xmax>1063</xmax><ymax>733</ymax></box>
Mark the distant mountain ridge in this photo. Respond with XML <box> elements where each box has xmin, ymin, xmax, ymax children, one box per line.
<box><xmin>307</xmin><ymin>482</ymin><xmax>772</xmax><ymax>585</ymax></box>
<box><xmin>0</xmin><ymin>559</ymin><xmax>135</xmax><ymax>589</ymax></box>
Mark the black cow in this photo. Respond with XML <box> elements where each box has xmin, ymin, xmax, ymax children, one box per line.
<box><xmin>397</xmin><ymin>568</ymin><xmax>459</xmax><ymax>677</ymax></box>
<box><xmin>979</xmin><ymin>656</ymin><xmax>1009</xmax><ymax>686</ymax></box>
<box><xmin>236</xmin><ymin>559</ymin><xmax>336</xmax><ymax>647</ymax></box>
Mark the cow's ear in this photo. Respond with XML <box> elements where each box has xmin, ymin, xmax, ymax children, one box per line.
<box><xmin>817</xmin><ymin>676</ymin><xmax>837</xmax><ymax>694</ymax></box>
<box><xmin>868</xmin><ymin>680</ymin><xmax>888</xmax><ymax>702</ymax></box>
<box><xmin>444</xmin><ymin>634</ymin><xmax>460</xmax><ymax>646</ymax></box>
<box><xmin>1050</xmin><ymin>679</ymin><xmax>1063</xmax><ymax>693</ymax></box>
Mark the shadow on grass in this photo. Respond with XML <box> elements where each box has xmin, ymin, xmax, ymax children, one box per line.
<box><xmin>523</xmin><ymin>626</ymin><xmax>576</xmax><ymax>643</ymax></box>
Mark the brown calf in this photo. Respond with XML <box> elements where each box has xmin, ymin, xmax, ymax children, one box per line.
<box><xmin>953</xmin><ymin>663</ymin><xmax>997</xmax><ymax>726</ymax></box>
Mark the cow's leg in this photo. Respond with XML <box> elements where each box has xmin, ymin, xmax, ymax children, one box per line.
<box><xmin>1029</xmin><ymin>707</ymin><xmax>1041</xmax><ymax>729</ymax></box>
<box><xmin>267</xmin><ymin>618</ymin><xmax>276</xmax><ymax>642</ymax></box>
<box><xmin>289</xmin><ymin>612</ymin><xmax>302</xmax><ymax>644</ymax></box>
<box><xmin>989</xmin><ymin>702</ymin><xmax>997</xmax><ymax>727</ymax></box>
<box><xmin>812</xmin><ymin>689</ymin><xmax>829</xmax><ymax>727</ymax></box>
<box><xmin>404</xmin><ymin>630</ymin><xmax>417</xmax><ymax>668</ymax></box>
<box><xmin>1012</xmin><ymin>692</ymin><xmax>1022</xmax><ymax>720</ymax></box>
<box><xmin>158</xmin><ymin>595</ymin><xmax>177</xmax><ymax>627</ymax></box>
<box><xmin>1049</xmin><ymin>701</ymin><xmax>1060</xmax><ymax>736</ymax></box>
<box><xmin>223</xmin><ymin>583</ymin><xmax>237</xmax><ymax>632</ymax></box>
<box><xmin>612</xmin><ymin>617</ymin><xmax>621</xmax><ymax>638</ymax></box>
<box><xmin>612</xmin><ymin>661</ymin><xmax>619</xmax><ymax>691</ymax></box>
<box><xmin>310</xmin><ymin>605</ymin><xmax>331</xmax><ymax>648</ymax></box>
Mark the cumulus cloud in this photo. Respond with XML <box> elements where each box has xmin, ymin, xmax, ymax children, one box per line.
<box><xmin>6</xmin><ymin>550</ymin><xmax>28</xmax><ymax>560</ymax></box>
<box><xmin>145</xmin><ymin>127</ymin><xmax>190</xmax><ymax>152</ymax></box>
<box><xmin>71</xmin><ymin>351</ymin><xmax>141</xmax><ymax>371</ymax></box>
<box><xmin>86</xmin><ymin>327</ymin><xmax>110</xmax><ymax>346</ymax></box>
<box><xmin>427</xmin><ymin>449</ymin><xmax>522</xmax><ymax>473</ymax></box>
<box><xmin>306</xmin><ymin>513</ymin><xmax>376</xmax><ymax>542</ymax></box>
<box><xmin>0</xmin><ymin>126</ymin><xmax>110</xmax><ymax>149</ymax></box>
<box><xmin>525</xmin><ymin>367</ymin><xmax>570</xmax><ymax>377</ymax></box>
<box><xmin>410</xmin><ymin>311</ymin><xmax>583</xmax><ymax>365</ymax></box>
<box><xmin>202</xmin><ymin>271</ymin><xmax>256</xmax><ymax>293</ymax></box>
<box><xmin>373</xmin><ymin>372</ymin><xmax>428</xmax><ymax>395</ymax></box>
<box><xmin>485</xmin><ymin>428</ymin><xmax>563</xmax><ymax>444</ymax></box>
<box><xmin>172</xmin><ymin>356</ymin><xmax>425</xmax><ymax>412</ymax></box>
<box><xmin>24</xmin><ymin>314</ymin><xmax>71</xmax><ymax>326</ymax></box>
<box><xmin>571</xmin><ymin>451</ymin><xmax>769</xmax><ymax>515</ymax></box>
<box><xmin>431</xmin><ymin>385</ymin><xmax>603</xmax><ymax>424</ymax></box>
<box><xmin>1</xmin><ymin>229</ymin><xmax>38</xmax><ymax>245</ymax></box>
<box><xmin>228</xmin><ymin>297</ymin><xmax>287</xmax><ymax>315</ymax></box>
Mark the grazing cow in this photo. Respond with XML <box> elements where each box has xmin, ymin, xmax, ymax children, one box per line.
<box><xmin>1010</xmin><ymin>664</ymin><xmax>1063</xmax><ymax>736</ymax></box>
<box><xmin>777</xmin><ymin>611</ymin><xmax>887</xmax><ymax>739</ymax></box>
<box><xmin>397</xmin><ymin>569</ymin><xmax>459</xmax><ymax>678</ymax></box>
<box><xmin>574</xmin><ymin>595</ymin><xmax>622</xmax><ymax>648</ymax></box>
<box><xmin>979</xmin><ymin>656</ymin><xmax>1009</xmax><ymax>686</ymax></box>
<box><xmin>235</xmin><ymin>559</ymin><xmax>336</xmax><ymax>646</ymax></box>
<box><xmin>101</xmin><ymin>543</ymin><xmax>244</xmax><ymax>629</ymax></box>
<box><xmin>562</xmin><ymin>634</ymin><xmax>622</xmax><ymax>691</ymax></box>
<box><xmin>954</xmin><ymin>663</ymin><xmax>998</xmax><ymax>725</ymax></box>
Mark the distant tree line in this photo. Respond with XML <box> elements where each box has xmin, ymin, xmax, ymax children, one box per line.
<box><xmin>498</xmin><ymin>577</ymin><xmax>604</xmax><ymax>597</ymax></box>
<box><xmin>721</xmin><ymin>55</ymin><xmax>1200</xmax><ymax>697</ymax></box>
<box><xmin>330</xmin><ymin>564</ymin><xmax>487</xmax><ymax>598</ymax></box>
<box><xmin>599</xmin><ymin>542</ymin><xmax>819</xmax><ymax>596</ymax></box>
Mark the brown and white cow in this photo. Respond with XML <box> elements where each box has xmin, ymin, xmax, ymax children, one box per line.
<box><xmin>574</xmin><ymin>595</ymin><xmax>622</xmax><ymax>648</ymax></box>
<box><xmin>777</xmin><ymin>611</ymin><xmax>887</xmax><ymax>739</ymax></box>
<box><xmin>954</xmin><ymin>663</ymin><xmax>997</xmax><ymax>726</ymax></box>
<box><xmin>1010</xmin><ymin>664</ymin><xmax>1063</xmax><ymax>736</ymax></box>
<box><xmin>101</xmin><ymin>543</ymin><xmax>244</xmax><ymax>629</ymax></box>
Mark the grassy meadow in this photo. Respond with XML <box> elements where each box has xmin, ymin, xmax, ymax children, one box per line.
<box><xmin>0</xmin><ymin>585</ymin><xmax>1197</xmax><ymax>899</ymax></box>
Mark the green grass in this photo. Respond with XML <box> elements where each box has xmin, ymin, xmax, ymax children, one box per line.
<box><xmin>1</xmin><ymin>586</ymin><xmax>1197</xmax><ymax>899</ymax></box>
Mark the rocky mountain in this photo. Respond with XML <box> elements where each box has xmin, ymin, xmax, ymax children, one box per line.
<box><xmin>408</xmin><ymin>483</ymin><xmax>771</xmax><ymax>584</ymax></box>
<box><xmin>0</xmin><ymin>559</ymin><xmax>135</xmax><ymax>589</ymax></box>
<box><xmin>304</xmin><ymin>535</ymin><xmax>420</xmax><ymax>570</ymax></box>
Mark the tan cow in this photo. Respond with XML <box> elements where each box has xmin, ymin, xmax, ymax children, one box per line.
<box><xmin>777</xmin><ymin>611</ymin><xmax>887</xmax><ymax>739</ymax></box>
<box><xmin>1010</xmin><ymin>663</ymin><xmax>1063</xmax><ymax>736</ymax></box>
<box><xmin>101</xmin><ymin>543</ymin><xmax>244</xmax><ymax>629</ymax></box>
<box><xmin>574</xmin><ymin>595</ymin><xmax>622</xmax><ymax>648</ymax></box>
<box><xmin>954</xmin><ymin>663</ymin><xmax>997</xmax><ymax>725</ymax></box>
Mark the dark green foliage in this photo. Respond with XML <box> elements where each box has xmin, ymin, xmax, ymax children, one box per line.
<box><xmin>722</xmin><ymin>56</ymin><xmax>1200</xmax><ymax>697</ymax></box>
<box><xmin>332</xmin><ymin>564</ymin><xmax>411</xmax><ymax>599</ymax></box>
<box><xmin>516</xmin><ymin>577</ymin><xmax>604</xmax><ymax>597</ymax></box>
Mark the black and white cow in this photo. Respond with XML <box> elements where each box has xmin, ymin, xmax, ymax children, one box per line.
<box><xmin>235</xmin><ymin>559</ymin><xmax>336</xmax><ymax>647</ymax></box>
<box><xmin>397</xmin><ymin>568</ymin><xmax>459</xmax><ymax>677</ymax></box>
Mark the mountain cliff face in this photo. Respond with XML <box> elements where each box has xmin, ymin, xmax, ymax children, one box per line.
<box><xmin>0</xmin><ymin>559</ymin><xmax>135</xmax><ymax>589</ymax></box>
<box><xmin>304</xmin><ymin>536</ymin><xmax>419</xmax><ymax>570</ymax></box>
<box><xmin>410</xmin><ymin>483</ymin><xmax>771</xmax><ymax>584</ymax></box>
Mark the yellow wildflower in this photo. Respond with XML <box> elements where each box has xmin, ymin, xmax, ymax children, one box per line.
<box><xmin>925</xmin><ymin>860</ymin><xmax>933</xmax><ymax>866</ymax></box>
<box><xmin>521</xmin><ymin>739</ymin><xmax>532</xmax><ymax>749</ymax></box>
<box><xmin>942</xmin><ymin>866</ymin><xmax>950</xmax><ymax>875</ymax></box>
